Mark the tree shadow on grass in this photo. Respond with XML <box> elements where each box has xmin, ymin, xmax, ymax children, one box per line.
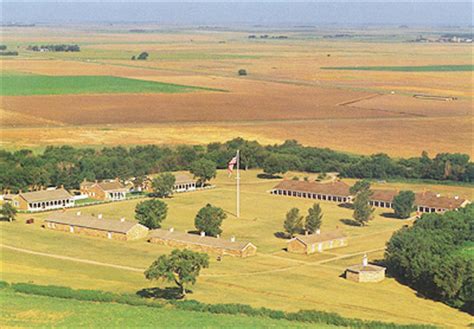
<box><xmin>338</xmin><ymin>202</ymin><xmax>353</xmax><ymax>209</ymax></box>
<box><xmin>274</xmin><ymin>231</ymin><xmax>290</xmax><ymax>239</ymax></box>
<box><xmin>340</xmin><ymin>218</ymin><xmax>361</xmax><ymax>227</ymax></box>
<box><xmin>257</xmin><ymin>173</ymin><xmax>282</xmax><ymax>179</ymax></box>
<box><xmin>380</xmin><ymin>212</ymin><xmax>400</xmax><ymax>219</ymax></box>
<box><xmin>136</xmin><ymin>287</ymin><xmax>186</xmax><ymax>300</ymax></box>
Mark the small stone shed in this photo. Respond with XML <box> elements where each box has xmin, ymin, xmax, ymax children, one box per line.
<box><xmin>148</xmin><ymin>228</ymin><xmax>257</xmax><ymax>258</ymax></box>
<box><xmin>44</xmin><ymin>212</ymin><xmax>149</xmax><ymax>241</ymax></box>
<box><xmin>287</xmin><ymin>230</ymin><xmax>347</xmax><ymax>254</ymax></box>
<box><xmin>345</xmin><ymin>255</ymin><xmax>386</xmax><ymax>283</ymax></box>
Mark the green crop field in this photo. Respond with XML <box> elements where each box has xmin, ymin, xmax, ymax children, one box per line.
<box><xmin>321</xmin><ymin>64</ymin><xmax>474</xmax><ymax>72</ymax></box>
<box><xmin>0</xmin><ymin>170</ymin><xmax>471</xmax><ymax>328</ymax></box>
<box><xmin>0</xmin><ymin>290</ymin><xmax>324</xmax><ymax>328</ymax></box>
<box><xmin>0</xmin><ymin>73</ymin><xmax>222</xmax><ymax>96</ymax></box>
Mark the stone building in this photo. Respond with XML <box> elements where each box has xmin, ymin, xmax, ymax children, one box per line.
<box><xmin>271</xmin><ymin>180</ymin><xmax>352</xmax><ymax>203</ymax></box>
<box><xmin>148</xmin><ymin>228</ymin><xmax>257</xmax><ymax>258</ymax></box>
<box><xmin>287</xmin><ymin>229</ymin><xmax>347</xmax><ymax>254</ymax></box>
<box><xmin>369</xmin><ymin>189</ymin><xmax>470</xmax><ymax>213</ymax></box>
<box><xmin>345</xmin><ymin>254</ymin><xmax>386</xmax><ymax>283</ymax></box>
<box><xmin>80</xmin><ymin>179</ymin><xmax>128</xmax><ymax>201</ymax></box>
<box><xmin>6</xmin><ymin>188</ymin><xmax>74</xmax><ymax>212</ymax></box>
<box><xmin>44</xmin><ymin>212</ymin><xmax>149</xmax><ymax>241</ymax></box>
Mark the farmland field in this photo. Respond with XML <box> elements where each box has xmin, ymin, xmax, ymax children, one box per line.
<box><xmin>0</xmin><ymin>26</ymin><xmax>472</xmax><ymax>157</ymax></box>
<box><xmin>0</xmin><ymin>73</ymin><xmax>221</xmax><ymax>96</ymax></box>
<box><xmin>1</xmin><ymin>170</ymin><xmax>472</xmax><ymax>328</ymax></box>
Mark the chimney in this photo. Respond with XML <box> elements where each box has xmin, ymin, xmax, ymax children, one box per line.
<box><xmin>316</xmin><ymin>229</ymin><xmax>321</xmax><ymax>235</ymax></box>
<box><xmin>230</xmin><ymin>236</ymin><xmax>235</xmax><ymax>242</ymax></box>
<box><xmin>98</xmin><ymin>214</ymin><xmax>103</xmax><ymax>219</ymax></box>
<box><xmin>169</xmin><ymin>227</ymin><xmax>174</xmax><ymax>232</ymax></box>
<box><xmin>362</xmin><ymin>254</ymin><xmax>368</xmax><ymax>267</ymax></box>
<box><xmin>76</xmin><ymin>211</ymin><xmax>81</xmax><ymax>216</ymax></box>
<box><xmin>200</xmin><ymin>231</ymin><xmax>205</xmax><ymax>237</ymax></box>
<box><xmin>120</xmin><ymin>217</ymin><xmax>125</xmax><ymax>222</ymax></box>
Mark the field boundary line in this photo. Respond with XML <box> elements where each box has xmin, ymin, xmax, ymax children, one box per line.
<box><xmin>0</xmin><ymin>244</ymin><xmax>145</xmax><ymax>273</ymax></box>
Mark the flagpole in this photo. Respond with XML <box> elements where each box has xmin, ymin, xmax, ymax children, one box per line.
<box><xmin>236</xmin><ymin>149</ymin><xmax>240</xmax><ymax>218</ymax></box>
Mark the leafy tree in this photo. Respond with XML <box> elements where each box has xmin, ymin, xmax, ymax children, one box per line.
<box><xmin>238</xmin><ymin>69</ymin><xmax>247</xmax><ymax>76</ymax></box>
<box><xmin>131</xmin><ymin>55</ymin><xmax>136</xmax><ymax>60</ymax></box>
<box><xmin>349</xmin><ymin>180</ymin><xmax>371</xmax><ymax>195</ymax></box>
<box><xmin>393</xmin><ymin>190</ymin><xmax>416</xmax><ymax>219</ymax></box>
<box><xmin>352</xmin><ymin>189</ymin><xmax>374</xmax><ymax>226</ymax></box>
<box><xmin>135</xmin><ymin>199</ymin><xmax>168</xmax><ymax>229</ymax></box>
<box><xmin>305</xmin><ymin>203</ymin><xmax>323</xmax><ymax>234</ymax></box>
<box><xmin>194</xmin><ymin>204</ymin><xmax>227</xmax><ymax>236</ymax></box>
<box><xmin>144</xmin><ymin>249</ymin><xmax>209</xmax><ymax>297</ymax></box>
<box><xmin>137</xmin><ymin>51</ymin><xmax>149</xmax><ymax>60</ymax></box>
<box><xmin>1</xmin><ymin>203</ymin><xmax>17</xmax><ymax>222</ymax></box>
<box><xmin>190</xmin><ymin>159</ymin><xmax>216</xmax><ymax>187</ymax></box>
<box><xmin>152</xmin><ymin>172</ymin><xmax>176</xmax><ymax>198</ymax></box>
<box><xmin>284</xmin><ymin>208</ymin><xmax>303</xmax><ymax>238</ymax></box>
<box><xmin>262</xmin><ymin>154</ymin><xmax>289</xmax><ymax>177</ymax></box>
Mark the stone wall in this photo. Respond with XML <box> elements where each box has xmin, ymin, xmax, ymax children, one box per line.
<box><xmin>346</xmin><ymin>269</ymin><xmax>385</xmax><ymax>283</ymax></box>
<box><xmin>45</xmin><ymin>222</ymin><xmax>128</xmax><ymax>241</ymax></box>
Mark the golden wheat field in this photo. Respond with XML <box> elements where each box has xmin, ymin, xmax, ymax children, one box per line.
<box><xmin>1</xmin><ymin>26</ymin><xmax>472</xmax><ymax>156</ymax></box>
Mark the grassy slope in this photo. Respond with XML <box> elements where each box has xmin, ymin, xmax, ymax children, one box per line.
<box><xmin>321</xmin><ymin>65</ymin><xmax>474</xmax><ymax>72</ymax></box>
<box><xmin>0</xmin><ymin>170</ymin><xmax>471</xmax><ymax>327</ymax></box>
<box><xmin>0</xmin><ymin>290</ymin><xmax>324</xmax><ymax>328</ymax></box>
<box><xmin>0</xmin><ymin>74</ymin><xmax>222</xmax><ymax>96</ymax></box>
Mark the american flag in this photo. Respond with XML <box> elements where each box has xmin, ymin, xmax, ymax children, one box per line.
<box><xmin>227</xmin><ymin>155</ymin><xmax>238</xmax><ymax>175</ymax></box>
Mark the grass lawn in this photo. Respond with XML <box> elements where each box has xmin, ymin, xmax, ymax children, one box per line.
<box><xmin>0</xmin><ymin>290</ymin><xmax>325</xmax><ymax>328</ymax></box>
<box><xmin>0</xmin><ymin>170</ymin><xmax>471</xmax><ymax>327</ymax></box>
<box><xmin>321</xmin><ymin>64</ymin><xmax>474</xmax><ymax>72</ymax></box>
<box><xmin>0</xmin><ymin>73</ymin><xmax>223</xmax><ymax>96</ymax></box>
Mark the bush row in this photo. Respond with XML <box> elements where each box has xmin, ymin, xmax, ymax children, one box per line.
<box><xmin>8</xmin><ymin>282</ymin><xmax>163</xmax><ymax>308</ymax></box>
<box><xmin>1</xmin><ymin>281</ymin><xmax>435</xmax><ymax>328</ymax></box>
<box><xmin>171</xmin><ymin>300</ymin><xmax>435</xmax><ymax>329</ymax></box>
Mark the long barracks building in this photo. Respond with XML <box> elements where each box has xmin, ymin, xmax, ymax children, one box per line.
<box><xmin>271</xmin><ymin>180</ymin><xmax>470</xmax><ymax>213</ymax></box>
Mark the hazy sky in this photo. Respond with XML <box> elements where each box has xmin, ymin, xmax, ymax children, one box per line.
<box><xmin>1</xmin><ymin>1</ymin><xmax>472</xmax><ymax>26</ymax></box>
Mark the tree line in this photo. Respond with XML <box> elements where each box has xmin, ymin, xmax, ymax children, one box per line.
<box><xmin>385</xmin><ymin>204</ymin><xmax>474</xmax><ymax>314</ymax></box>
<box><xmin>1</xmin><ymin>138</ymin><xmax>472</xmax><ymax>193</ymax></box>
<box><xmin>27</xmin><ymin>44</ymin><xmax>80</xmax><ymax>52</ymax></box>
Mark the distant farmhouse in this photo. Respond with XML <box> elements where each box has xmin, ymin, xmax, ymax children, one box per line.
<box><xmin>4</xmin><ymin>188</ymin><xmax>74</xmax><ymax>212</ymax></box>
<box><xmin>345</xmin><ymin>254</ymin><xmax>386</xmax><ymax>283</ymax></box>
<box><xmin>271</xmin><ymin>180</ymin><xmax>469</xmax><ymax>214</ymax></box>
<box><xmin>287</xmin><ymin>229</ymin><xmax>347</xmax><ymax>254</ymax></box>
<box><xmin>80</xmin><ymin>179</ymin><xmax>128</xmax><ymax>201</ymax></box>
<box><xmin>149</xmin><ymin>228</ymin><xmax>257</xmax><ymax>258</ymax></box>
<box><xmin>271</xmin><ymin>180</ymin><xmax>352</xmax><ymax>203</ymax></box>
<box><xmin>45</xmin><ymin>212</ymin><xmax>149</xmax><ymax>241</ymax></box>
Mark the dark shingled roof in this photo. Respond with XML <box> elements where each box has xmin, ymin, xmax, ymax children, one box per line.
<box><xmin>149</xmin><ymin>229</ymin><xmax>255</xmax><ymax>251</ymax></box>
<box><xmin>273</xmin><ymin>180</ymin><xmax>351</xmax><ymax>197</ymax></box>
<box><xmin>291</xmin><ymin>230</ymin><xmax>346</xmax><ymax>246</ymax></box>
<box><xmin>45</xmin><ymin>212</ymin><xmax>147</xmax><ymax>234</ymax></box>
<box><xmin>20</xmin><ymin>188</ymin><xmax>73</xmax><ymax>203</ymax></box>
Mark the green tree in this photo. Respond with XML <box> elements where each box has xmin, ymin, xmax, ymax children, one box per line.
<box><xmin>305</xmin><ymin>203</ymin><xmax>323</xmax><ymax>234</ymax></box>
<box><xmin>352</xmin><ymin>189</ymin><xmax>374</xmax><ymax>226</ymax></box>
<box><xmin>152</xmin><ymin>173</ymin><xmax>176</xmax><ymax>198</ymax></box>
<box><xmin>1</xmin><ymin>203</ymin><xmax>17</xmax><ymax>222</ymax></box>
<box><xmin>194</xmin><ymin>204</ymin><xmax>227</xmax><ymax>236</ymax></box>
<box><xmin>190</xmin><ymin>159</ymin><xmax>216</xmax><ymax>187</ymax></box>
<box><xmin>393</xmin><ymin>190</ymin><xmax>416</xmax><ymax>219</ymax></box>
<box><xmin>284</xmin><ymin>208</ymin><xmax>303</xmax><ymax>238</ymax></box>
<box><xmin>137</xmin><ymin>51</ymin><xmax>149</xmax><ymax>60</ymax></box>
<box><xmin>262</xmin><ymin>154</ymin><xmax>289</xmax><ymax>177</ymax></box>
<box><xmin>135</xmin><ymin>199</ymin><xmax>168</xmax><ymax>229</ymax></box>
<box><xmin>144</xmin><ymin>249</ymin><xmax>209</xmax><ymax>297</ymax></box>
<box><xmin>349</xmin><ymin>180</ymin><xmax>371</xmax><ymax>195</ymax></box>
<box><xmin>238</xmin><ymin>69</ymin><xmax>247</xmax><ymax>76</ymax></box>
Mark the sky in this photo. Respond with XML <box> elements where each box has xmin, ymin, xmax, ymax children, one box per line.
<box><xmin>1</xmin><ymin>1</ymin><xmax>472</xmax><ymax>26</ymax></box>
